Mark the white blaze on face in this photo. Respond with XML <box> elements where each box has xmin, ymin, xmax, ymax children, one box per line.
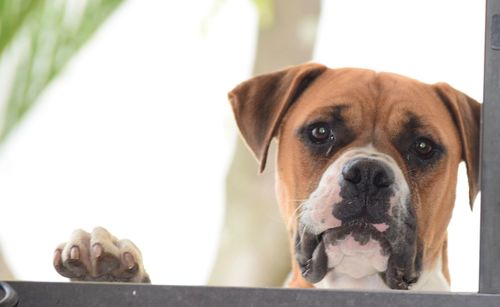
<box><xmin>299</xmin><ymin>144</ymin><xmax>411</xmax><ymax>284</ymax></box>
<box><xmin>299</xmin><ymin>144</ymin><xmax>410</xmax><ymax>234</ymax></box>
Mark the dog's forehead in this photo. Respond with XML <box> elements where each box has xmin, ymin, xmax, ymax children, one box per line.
<box><xmin>285</xmin><ymin>68</ymin><xmax>453</xmax><ymax>136</ymax></box>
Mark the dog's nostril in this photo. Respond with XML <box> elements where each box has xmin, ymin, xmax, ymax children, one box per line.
<box><xmin>373</xmin><ymin>170</ymin><xmax>394</xmax><ymax>188</ymax></box>
<box><xmin>343</xmin><ymin>166</ymin><xmax>362</xmax><ymax>184</ymax></box>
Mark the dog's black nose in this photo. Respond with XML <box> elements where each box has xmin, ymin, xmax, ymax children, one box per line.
<box><xmin>334</xmin><ymin>159</ymin><xmax>395</xmax><ymax>223</ymax></box>
<box><xmin>342</xmin><ymin>159</ymin><xmax>394</xmax><ymax>190</ymax></box>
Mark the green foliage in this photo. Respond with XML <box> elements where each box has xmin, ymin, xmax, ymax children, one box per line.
<box><xmin>251</xmin><ymin>0</ymin><xmax>274</xmax><ymax>28</ymax></box>
<box><xmin>203</xmin><ymin>0</ymin><xmax>274</xmax><ymax>33</ymax></box>
<box><xmin>0</xmin><ymin>0</ymin><xmax>124</xmax><ymax>143</ymax></box>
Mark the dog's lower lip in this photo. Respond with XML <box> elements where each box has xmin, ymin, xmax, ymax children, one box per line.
<box><xmin>297</xmin><ymin>219</ymin><xmax>392</xmax><ymax>283</ymax></box>
<box><xmin>320</xmin><ymin>221</ymin><xmax>392</xmax><ymax>252</ymax></box>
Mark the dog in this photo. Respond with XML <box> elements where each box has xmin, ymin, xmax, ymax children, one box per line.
<box><xmin>53</xmin><ymin>63</ymin><xmax>480</xmax><ymax>291</ymax></box>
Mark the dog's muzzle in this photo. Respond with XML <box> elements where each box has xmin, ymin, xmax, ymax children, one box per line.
<box><xmin>296</xmin><ymin>151</ymin><xmax>421</xmax><ymax>289</ymax></box>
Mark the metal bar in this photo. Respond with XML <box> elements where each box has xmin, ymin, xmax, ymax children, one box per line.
<box><xmin>480</xmin><ymin>0</ymin><xmax>500</xmax><ymax>294</ymax></box>
<box><xmin>4</xmin><ymin>281</ymin><xmax>500</xmax><ymax>307</ymax></box>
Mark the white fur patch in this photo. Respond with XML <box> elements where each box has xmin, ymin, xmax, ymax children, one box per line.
<box><xmin>315</xmin><ymin>270</ymin><xmax>388</xmax><ymax>289</ymax></box>
<box><xmin>325</xmin><ymin>235</ymin><xmax>389</xmax><ymax>278</ymax></box>
<box><xmin>410</xmin><ymin>254</ymin><xmax>450</xmax><ymax>291</ymax></box>
<box><xmin>315</xmin><ymin>254</ymin><xmax>450</xmax><ymax>291</ymax></box>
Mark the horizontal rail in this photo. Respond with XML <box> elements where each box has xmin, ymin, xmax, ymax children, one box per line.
<box><xmin>4</xmin><ymin>281</ymin><xmax>500</xmax><ymax>307</ymax></box>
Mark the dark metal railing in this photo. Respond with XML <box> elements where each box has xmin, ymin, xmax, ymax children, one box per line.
<box><xmin>480</xmin><ymin>0</ymin><xmax>500</xmax><ymax>295</ymax></box>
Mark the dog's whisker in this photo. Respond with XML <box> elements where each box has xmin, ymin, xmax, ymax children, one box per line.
<box><xmin>287</xmin><ymin>200</ymin><xmax>309</xmax><ymax>231</ymax></box>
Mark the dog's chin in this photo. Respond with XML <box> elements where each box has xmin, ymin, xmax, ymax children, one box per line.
<box><xmin>296</xmin><ymin>220</ymin><xmax>420</xmax><ymax>290</ymax></box>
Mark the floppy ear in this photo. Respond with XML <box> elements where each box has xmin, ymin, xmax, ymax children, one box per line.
<box><xmin>229</xmin><ymin>63</ymin><xmax>327</xmax><ymax>172</ymax></box>
<box><xmin>434</xmin><ymin>83</ymin><xmax>481</xmax><ymax>209</ymax></box>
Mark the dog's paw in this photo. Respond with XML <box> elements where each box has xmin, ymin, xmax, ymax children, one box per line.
<box><xmin>54</xmin><ymin>227</ymin><xmax>150</xmax><ymax>283</ymax></box>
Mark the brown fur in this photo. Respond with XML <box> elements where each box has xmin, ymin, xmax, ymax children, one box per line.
<box><xmin>229</xmin><ymin>63</ymin><xmax>480</xmax><ymax>288</ymax></box>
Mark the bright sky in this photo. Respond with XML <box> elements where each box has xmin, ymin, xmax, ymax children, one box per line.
<box><xmin>0</xmin><ymin>0</ymin><xmax>485</xmax><ymax>292</ymax></box>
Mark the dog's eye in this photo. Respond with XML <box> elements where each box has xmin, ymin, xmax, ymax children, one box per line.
<box><xmin>309</xmin><ymin>123</ymin><xmax>334</xmax><ymax>144</ymax></box>
<box><xmin>413</xmin><ymin>138</ymin><xmax>435</xmax><ymax>159</ymax></box>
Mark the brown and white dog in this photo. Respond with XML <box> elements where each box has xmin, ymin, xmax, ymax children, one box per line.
<box><xmin>53</xmin><ymin>63</ymin><xmax>480</xmax><ymax>291</ymax></box>
<box><xmin>228</xmin><ymin>63</ymin><xmax>480</xmax><ymax>290</ymax></box>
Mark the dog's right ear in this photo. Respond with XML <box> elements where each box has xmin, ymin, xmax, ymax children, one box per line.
<box><xmin>229</xmin><ymin>63</ymin><xmax>327</xmax><ymax>172</ymax></box>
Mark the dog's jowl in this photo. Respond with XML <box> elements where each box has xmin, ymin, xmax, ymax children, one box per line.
<box><xmin>229</xmin><ymin>63</ymin><xmax>480</xmax><ymax>291</ymax></box>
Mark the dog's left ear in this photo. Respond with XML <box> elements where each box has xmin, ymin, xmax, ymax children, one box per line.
<box><xmin>229</xmin><ymin>63</ymin><xmax>327</xmax><ymax>172</ymax></box>
<box><xmin>434</xmin><ymin>83</ymin><xmax>481</xmax><ymax>209</ymax></box>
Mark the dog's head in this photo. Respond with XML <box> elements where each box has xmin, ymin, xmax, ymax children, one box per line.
<box><xmin>229</xmin><ymin>63</ymin><xmax>480</xmax><ymax>289</ymax></box>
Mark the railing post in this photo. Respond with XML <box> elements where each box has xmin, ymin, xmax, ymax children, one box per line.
<box><xmin>480</xmin><ymin>0</ymin><xmax>500</xmax><ymax>294</ymax></box>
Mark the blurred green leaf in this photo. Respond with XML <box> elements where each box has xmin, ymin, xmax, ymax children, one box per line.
<box><xmin>203</xmin><ymin>0</ymin><xmax>274</xmax><ymax>34</ymax></box>
<box><xmin>251</xmin><ymin>0</ymin><xmax>274</xmax><ymax>28</ymax></box>
<box><xmin>0</xmin><ymin>0</ymin><xmax>125</xmax><ymax>143</ymax></box>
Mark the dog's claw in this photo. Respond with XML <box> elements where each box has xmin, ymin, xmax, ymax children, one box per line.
<box><xmin>53</xmin><ymin>249</ymin><xmax>62</xmax><ymax>268</ymax></box>
<box><xmin>124</xmin><ymin>252</ymin><xmax>136</xmax><ymax>271</ymax></box>
<box><xmin>92</xmin><ymin>243</ymin><xmax>103</xmax><ymax>259</ymax></box>
<box><xmin>70</xmin><ymin>246</ymin><xmax>80</xmax><ymax>261</ymax></box>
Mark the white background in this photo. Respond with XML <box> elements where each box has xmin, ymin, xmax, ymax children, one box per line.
<box><xmin>0</xmin><ymin>0</ymin><xmax>484</xmax><ymax>292</ymax></box>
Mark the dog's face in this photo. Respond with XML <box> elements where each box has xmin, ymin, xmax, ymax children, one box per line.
<box><xmin>229</xmin><ymin>64</ymin><xmax>480</xmax><ymax>290</ymax></box>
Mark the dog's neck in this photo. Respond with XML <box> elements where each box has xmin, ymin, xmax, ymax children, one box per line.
<box><xmin>314</xmin><ymin>253</ymin><xmax>449</xmax><ymax>291</ymax></box>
